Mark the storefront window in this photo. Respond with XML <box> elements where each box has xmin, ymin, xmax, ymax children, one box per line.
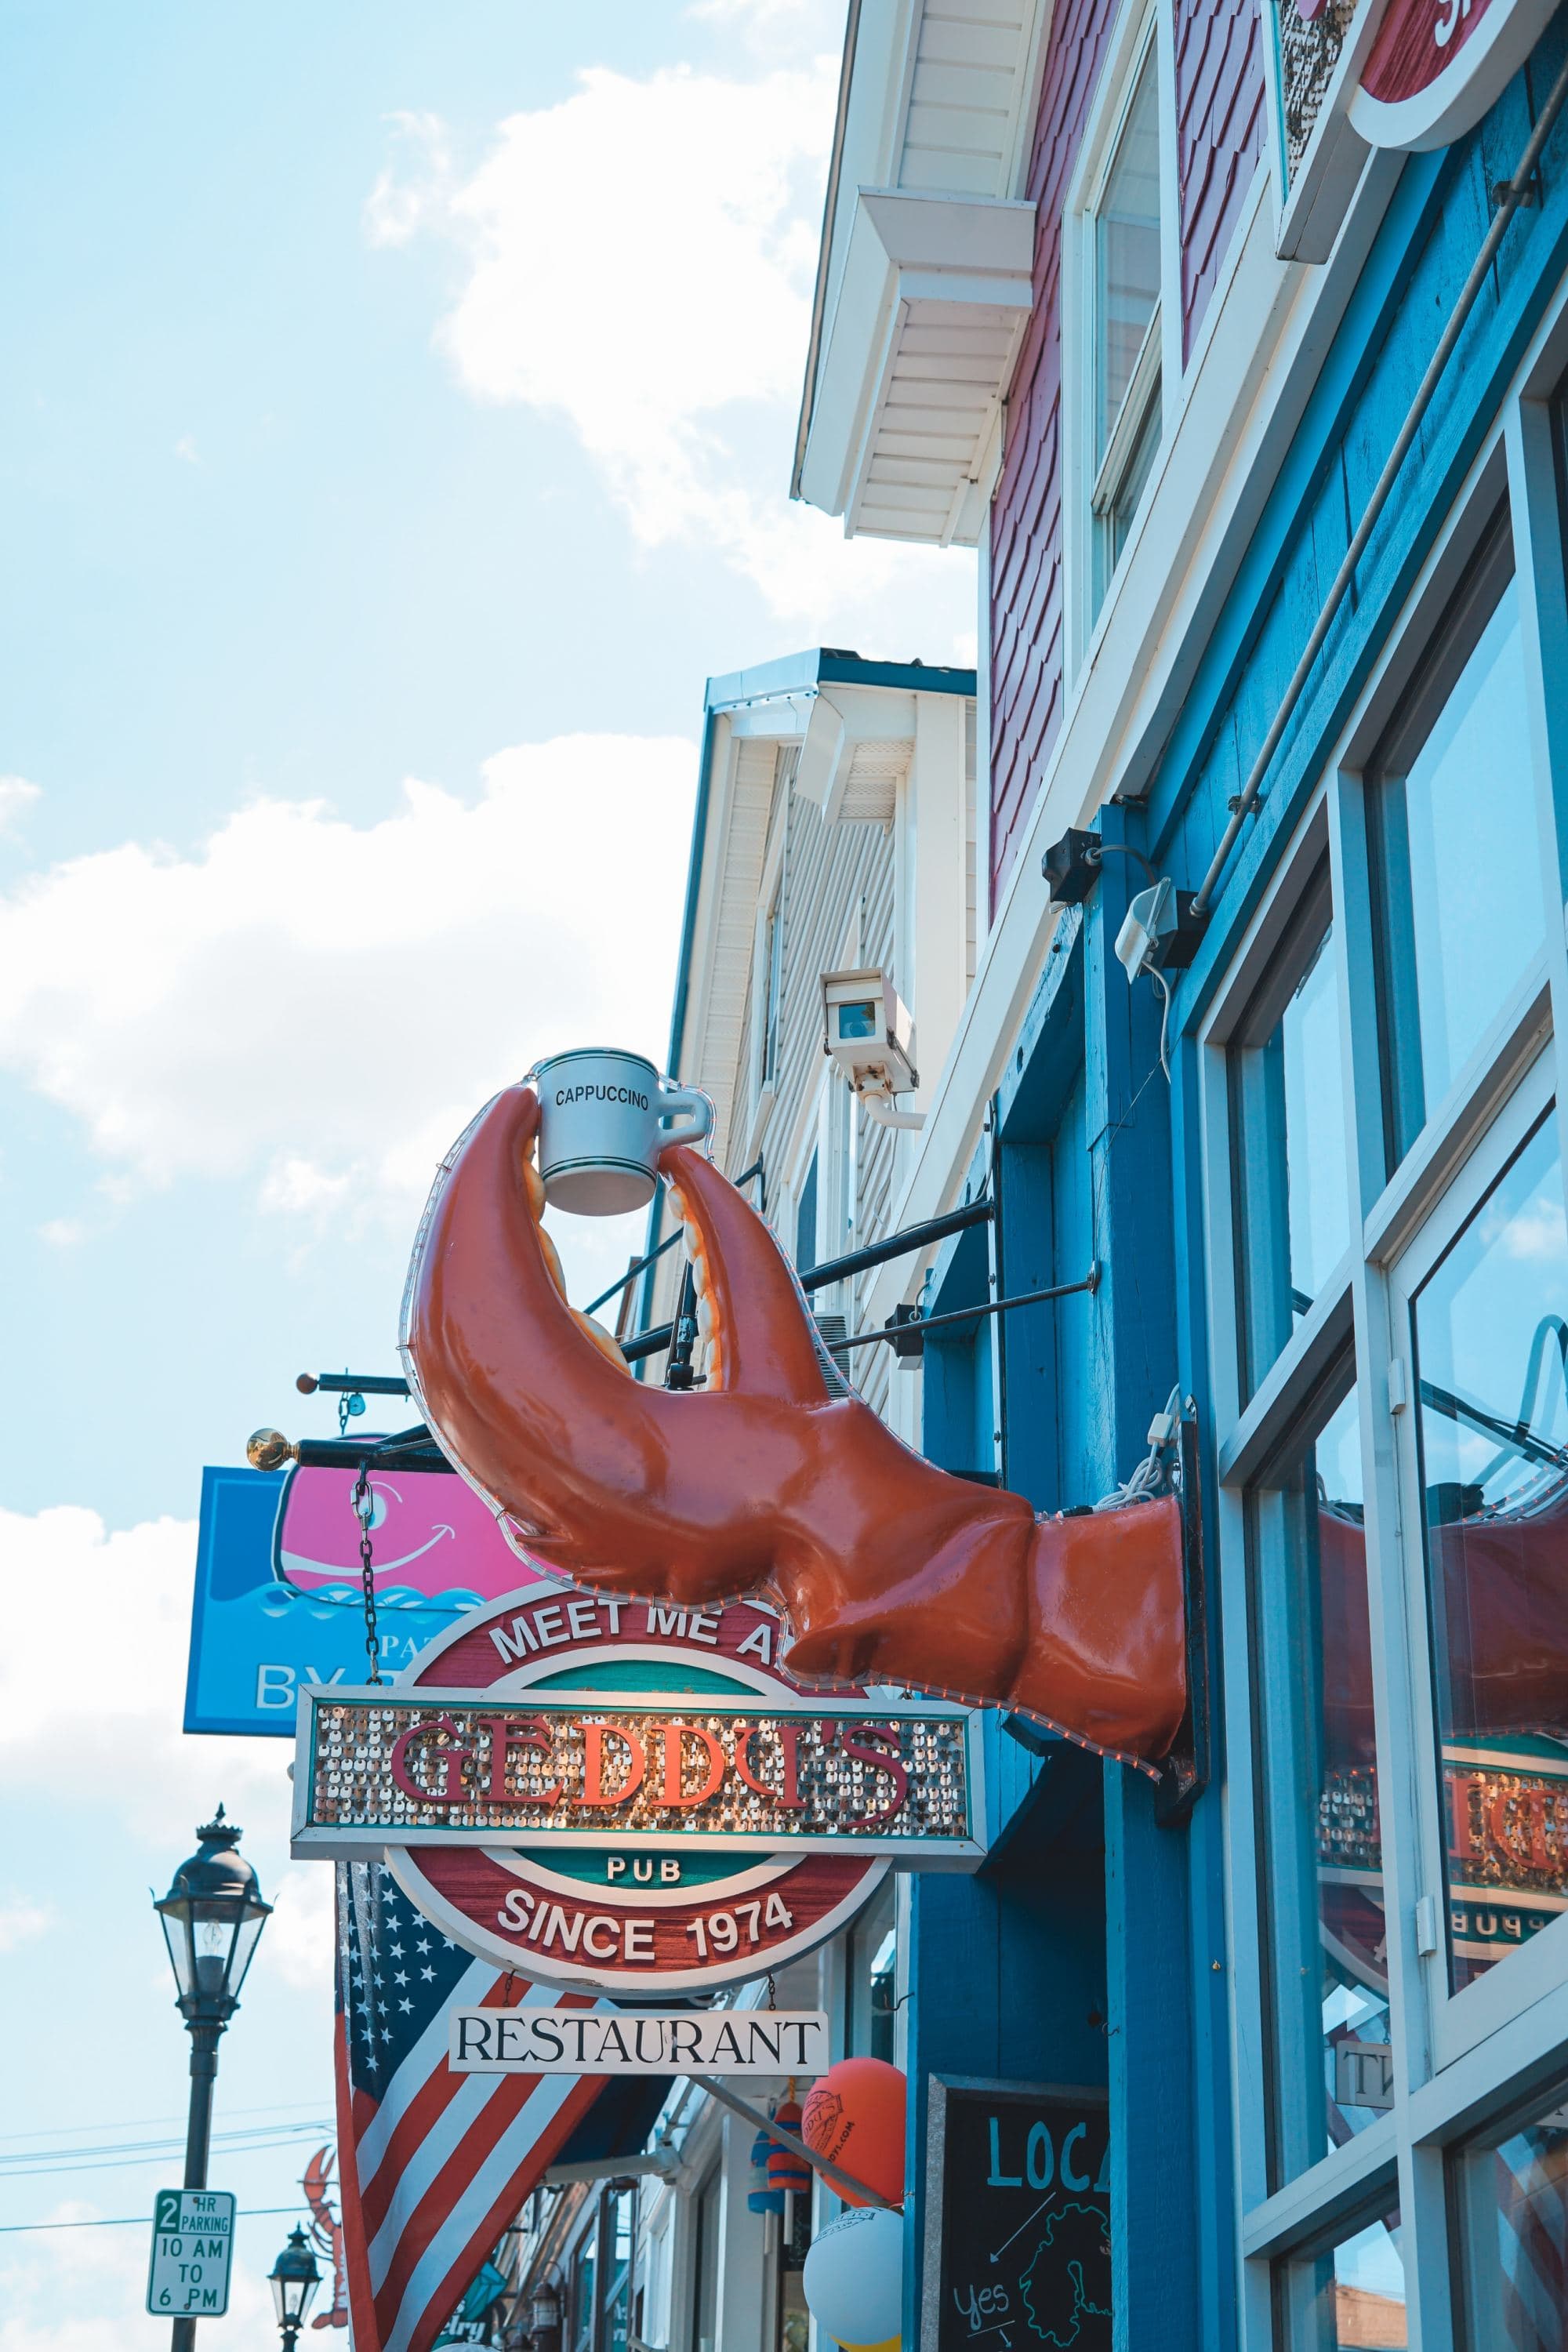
<box><xmin>1451</xmin><ymin>2080</ymin><xmax>1568</xmax><ymax>2348</ymax></box>
<box><xmin>571</xmin><ymin>2214</ymin><xmax>599</xmax><ymax>2352</ymax></box>
<box><xmin>1231</xmin><ymin>861</ymin><xmax>1351</xmax><ymax>1397</ymax></box>
<box><xmin>1275</xmin><ymin>2203</ymin><xmax>1406</xmax><ymax>2348</ymax></box>
<box><xmin>692</xmin><ymin>2168</ymin><xmax>720</xmax><ymax>2352</ymax></box>
<box><xmin>1369</xmin><ymin>518</ymin><xmax>1543</xmax><ymax>1167</ymax></box>
<box><xmin>851</xmin><ymin>1882</ymin><xmax>898</xmax><ymax>2060</ymax></box>
<box><xmin>601</xmin><ymin>2187</ymin><xmax>634</xmax><ymax>2352</ymax></box>
<box><xmin>1250</xmin><ymin>1382</ymin><xmax>1390</xmax><ymax>2187</ymax></box>
<box><xmin>776</xmin><ymin>2194</ymin><xmax>812</xmax><ymax>2352</ymax></box>
<box><xmin>1408</xmin><ymin>1106</ymin><xmax>1568</xmax><ymax>1994</ymax></box>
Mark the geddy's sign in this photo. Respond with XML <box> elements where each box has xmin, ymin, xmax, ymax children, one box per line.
<box><xmin>304</xmin><ymin>1583</ymin><xmax>973</xmax><ymax>1993</ymax></box>
<box><xmin>291</xmin><ymin>1686</ymin><xmax>982</xmax><ymax>1863</ymax></box>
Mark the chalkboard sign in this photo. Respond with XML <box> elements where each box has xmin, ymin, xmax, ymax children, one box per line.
<box><xmin>920</xmin><ymin>2077</ymin><xmax>1110</xmax><ymax>2352</ymax></box>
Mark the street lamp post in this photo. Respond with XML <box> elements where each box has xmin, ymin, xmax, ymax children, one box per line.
<box><xmin>269</xmin><ymin>2226</ymin><xmax>322</xmax><ymax>2347</ymax></box>
<box><xmin>154</xmin><ymin>1808</ymin><xmax>271</xmax><ymax>2352</ymax></box>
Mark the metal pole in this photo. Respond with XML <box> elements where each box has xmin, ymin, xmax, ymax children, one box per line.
<box><xmin>172</xmin><ymin>2023</ymin><xmax>220</xmax><ymax>2352</ymax></box>
<box><xmin>688</xmin><ymin>2074</ymin><xmax>898</xmax><ymax>2209</ymax></box>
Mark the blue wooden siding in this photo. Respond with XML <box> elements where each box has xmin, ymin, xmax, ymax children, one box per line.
<box><xmin>956</xmin><ymin>35</ymin><xmax>1568</xmax><ymax>2351</ymax></box>
<box><xmin>1150</xmin><ymin>31</ymin><xmax>1568</xmax><ymax>997</ymax></box>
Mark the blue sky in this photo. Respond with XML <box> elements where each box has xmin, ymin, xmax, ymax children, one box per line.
<box><xmin>0</xmin><ymin>3</ymin><xmax>972</xmax><ymax>2341</ymax></box>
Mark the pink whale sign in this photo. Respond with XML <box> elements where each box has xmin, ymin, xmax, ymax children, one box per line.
<box><xmin>273</xmin><ymin>1463</ymin><xmax>549</xmax><ymax>1607</ymax></box>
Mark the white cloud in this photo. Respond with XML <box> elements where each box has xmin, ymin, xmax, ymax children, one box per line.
<box><xmin>0</xmin><ymin>1896</ymin><xmax>52</xmax><ymax>1952</ymax></box>
<box><xmin>0</xmin><ymin>776</ymin><xmax>41</xmax><ymax>834</ymax></box>
<box><xmin>172</xmin><ymin>434</ymin><xmax>201</xmax><ymax>466</ymax></box>
<box><xmin>0</xmin><ymin>1506</ymin><xmax>285</xmax><ymax>1824</ymax></box>
<box><xmin>372</xmin><ymin>65</ymin><xmax>975</xmax><ymax>649</ymax></box>
<box><xmin>363</xmin><ymin>109</ymin><xmax>453</xmax><ymax>248</ymax></box>
<box><xmin>266</xmin><ymin>1863</ymin><xmax>336</xmax><ymax>1989</ymax></box>
<box><xmin>1498</xmin><ymin>1193</ymin><xmax>1568</xmax><ymax>1263</ymax></box>
<box><xmin>0</xmin><ymin>737</ymin><xmax>695</xmax><ymax>1293</ymax></box>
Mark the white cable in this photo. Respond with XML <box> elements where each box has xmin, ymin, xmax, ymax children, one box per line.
<box><xmin>1150</xmin><ymin>967</ymin><xmax>1173</xmax><ymax>1085</ymax></box>
<box><xmin>1093</xmin><ymin>1384</ymin><xmax>1183</xmax><ymax>1511</ymax></box>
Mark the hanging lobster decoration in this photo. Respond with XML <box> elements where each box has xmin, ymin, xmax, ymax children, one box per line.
<box><xmin>301</xmin><ymin>2145</ymin><xmax>348</xmax><ymax>2328</ymax></box>
<box><xmin>400</xmin><ymin>1084</ymin><xmax>1188</xmax><ymax>1769</ymax></box>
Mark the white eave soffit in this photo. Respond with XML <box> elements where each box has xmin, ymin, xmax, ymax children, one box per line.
<box><xmin>798</xmin><ymin>187</ymin><xmax>1035</xmax><ymax>549</ymax></box>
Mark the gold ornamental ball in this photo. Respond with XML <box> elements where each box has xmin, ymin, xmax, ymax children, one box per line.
<box><xmin>247</xmin><ymin>1427</ymin><xmax>296</xmax><ymax>1472</ymax></box>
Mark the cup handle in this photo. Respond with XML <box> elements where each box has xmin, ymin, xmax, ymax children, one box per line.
<box><xmin>659</xmin><ymin>1083</ymin><xmax>715</xmax><ymax>1153</ymax></box>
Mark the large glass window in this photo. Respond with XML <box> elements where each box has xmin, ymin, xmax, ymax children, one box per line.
<box><xmin>1407</xmin><ymin>1105</ymin><xmax>1568</xmax><ymax>1994</ymax></box>
<box><xmin>1250</xmin><ymin>1382</ymin><xmax>1391</xmax><ymax>2187</ymax></box>
<box><xmin>1451</xmin><ymin>2079</ymin><xmax>1568</xmax><ymax>2348</ymax></box>
<box><xmin>1275</xmin><ymin>2202</ymin><xmax>1406</xmax><ymax>2348</ymax></box>
<box><xmin>692</xmin><ymin>2168</ymin><xmax>720</xmax><ymax>2352</ymax></box>
<box><xmin>601</xmin><ymin>2187</ymin><xmax>634</xmax><ymax>2352</ymax></box>
<box><xmin>1231</xmin><ymin>861</ymin><xmax>1352</xmax><ymax>1398</ymax></box>
<box><xmin>850</xmin><ymin>1881</ymin><xmax>898</xmax><ymax>2062</ymax></box>
<box><xmin>1369</xmin><ymin>517</ymin><xmax>1544</xmax><ymax>1167</ymax></box>
<box><xmin>571</xmin><ymin>2214</ymin><xmax>599</xmax><ymax>2352</ymax></box>
<box><xmin>1090</xmin><ymin>36</ymin><xmax>1162</xmax><ymax>617</ymax></box>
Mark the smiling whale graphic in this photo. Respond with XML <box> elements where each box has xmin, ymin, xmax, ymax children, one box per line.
<box><xmin>272</xmin><ymin>1462</ymin><xmax>548</xmax><ymax>1608</ymax></box>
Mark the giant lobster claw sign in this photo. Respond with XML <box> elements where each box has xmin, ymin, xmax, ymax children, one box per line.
<box><xmin>400</xmin><ymin>1085</ymin><xmax>1186</xmax><ymax>1769</ymax></box>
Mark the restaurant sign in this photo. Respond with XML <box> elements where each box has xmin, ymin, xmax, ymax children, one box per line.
<box><xmin>448</xmin><ymin>2006</ymin><xmax>830</xmax><ymax>2076</ymax></box>
<box><xmin>307</xmin><ymin>1582</ymin><xmax>977</xmax><ymax>1993</ymax></box>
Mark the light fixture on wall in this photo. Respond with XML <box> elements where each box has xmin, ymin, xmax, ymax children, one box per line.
<box><xmin>821</xmin><ymin>967</ymin><xmax>924</xmax><ymax>1129</ymax></box>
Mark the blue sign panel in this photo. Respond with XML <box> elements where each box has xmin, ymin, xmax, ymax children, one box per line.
<box><xmin>185</xmin><ymin>1467</ymin><xmax>471</xmax><ymax>1737</ymax></box>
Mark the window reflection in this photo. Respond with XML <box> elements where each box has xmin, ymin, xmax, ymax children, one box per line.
<box><xmin>869</xmin><ymin>1926</ymin><xmax>898</xmax><ymax>2065</ymax></box>
<box><xmin>1277</xmin><ymin>2205</ymin><xmax>1406</xmax><ymax>2348</ymax></box>
<box><xmin>572</xmin><ymin>2214</ymin><xmax>598</xmax><ymax>2352</ymax></box>
<box><xmin>1251</xmin><ymin>1385</ymin><xmax>1389</xmax><ymax>2189</ymax></box>
<box><xmin>1232</xmin><ymin>864</ymin><xmax>1351</xmax><ymax>1399</ymax></box>
<box><xmin>1094</xmin><ymin>46</ymin><xmax>1160</xmax><ymax>468</ymax></box>
<box><xmin>693</xmin><ymin>2169</ymin><xmax>720</xmax><ymax>2352</ymax></box>
<box><xmin>602</xmin><ymin>2187</ymin><xmax>634</xmax><ymax>2352</ymax></box>
<box><xmin>1370</xmin><ymin>519</ymin><xmax>1543</xmax><ymax>1166</ymax></box>
<box><xmin>1453</xmin><ymin>2082</ymin><xmax>1568</xmax><ymax>2349</ymax></box>
<box><xmin>851</xmin><ymin>1882</ymin><xmax>897</xmax><ymax>2062</ymax></box>
<box><xmin>1410</xmin><ymin>1109</ymin><xmax>1568</xmax><ymax>1992</ymax></box>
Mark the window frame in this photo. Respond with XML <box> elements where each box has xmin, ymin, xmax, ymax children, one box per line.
<box><xmin>1062</xmin><ymin>0</ymin><xmax>1181</xmax><ymax>679</ymax></box>
<box><xmin>1386</xmin><ymin>1044</ymin><xmax>1565</xmax><ymax>2075</ymax></box>
<box><xmin>1196</xmin><ymin>285</ymin><xmax>1568</xmax><ymax>2343</ymax></box>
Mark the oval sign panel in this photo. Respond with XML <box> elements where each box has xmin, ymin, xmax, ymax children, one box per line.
<box><xmin>383</xmin><ymin>1584</ymin><xmax>888</xmax><ymax>1993</ymax></box>
<box><xmin>1351</xmin><ymin>0</ymin><xmax>1558</xmax><ymax>151</ymax></box>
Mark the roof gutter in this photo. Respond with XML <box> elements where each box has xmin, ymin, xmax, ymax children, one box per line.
<box><xmin>789</xmin><ymin>0</ymin><xmax>863</xmax><ymax>503</ymax></box>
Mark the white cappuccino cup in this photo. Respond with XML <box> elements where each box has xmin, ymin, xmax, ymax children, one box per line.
<box><xmin>533</xmin><ymin>1049</ymin><xmax>713</xmax><ymax>1216</ymax></box>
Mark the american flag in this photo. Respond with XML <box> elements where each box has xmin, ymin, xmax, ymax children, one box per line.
<box><xmin>335</xmin><ymin>1862</ymin><xmax>603</xmax><ymax>2352</ymax></box>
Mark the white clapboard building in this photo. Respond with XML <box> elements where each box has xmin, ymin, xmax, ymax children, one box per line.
<box><xmin>503</xmin><ymin>648</ymin><xmax>978</xmax><ymax>2352</ymax></box>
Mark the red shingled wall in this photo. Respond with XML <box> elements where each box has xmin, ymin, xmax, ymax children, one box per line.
<box><xmin>987</xmin><ymin>0</ymin><xmax>1265</xmax><ymax>907</ymax></box>
<box><xmin>1175</xmin><ymin>0</ymin><xmax>1265</xmax><ymax>358</ymax></box>
<box><xmin>988</xmin><ymin>0</ymin><xmax>1117</xmax><ymax>907</ymax></box>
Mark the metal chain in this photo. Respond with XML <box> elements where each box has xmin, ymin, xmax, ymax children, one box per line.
<box><xmin>353</xmin><ymin>1460</ymin><xmax>383</xmax><ymax>1684</ymax></box>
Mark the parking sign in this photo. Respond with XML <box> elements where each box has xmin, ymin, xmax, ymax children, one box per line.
<box><xmin>146</xmin><ymin>2189</ymin><xmax>235</xmax><ymax>2318</ymax></box>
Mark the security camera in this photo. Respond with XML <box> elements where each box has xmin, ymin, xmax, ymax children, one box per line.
<box><xmin>821</xmin><ymin>967</ymin><xmax>918</xmax><ymax>1098</ymax></box>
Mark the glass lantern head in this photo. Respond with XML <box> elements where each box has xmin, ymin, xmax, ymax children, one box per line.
<box><xmin>269</xmin><ymin>2227</ymin><xmax>322</xmax><ymax>2328</ymax></box>
<box><xmin>155</xmin><ymin>1807</ymin><xmax>272</xmax><ymax>2022</ymax></box>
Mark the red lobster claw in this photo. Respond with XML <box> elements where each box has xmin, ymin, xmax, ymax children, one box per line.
<box><xmin>401</xmin><ymin>1085</ymin><xmax>1186</xmax><ymax>1767</ymax></box>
